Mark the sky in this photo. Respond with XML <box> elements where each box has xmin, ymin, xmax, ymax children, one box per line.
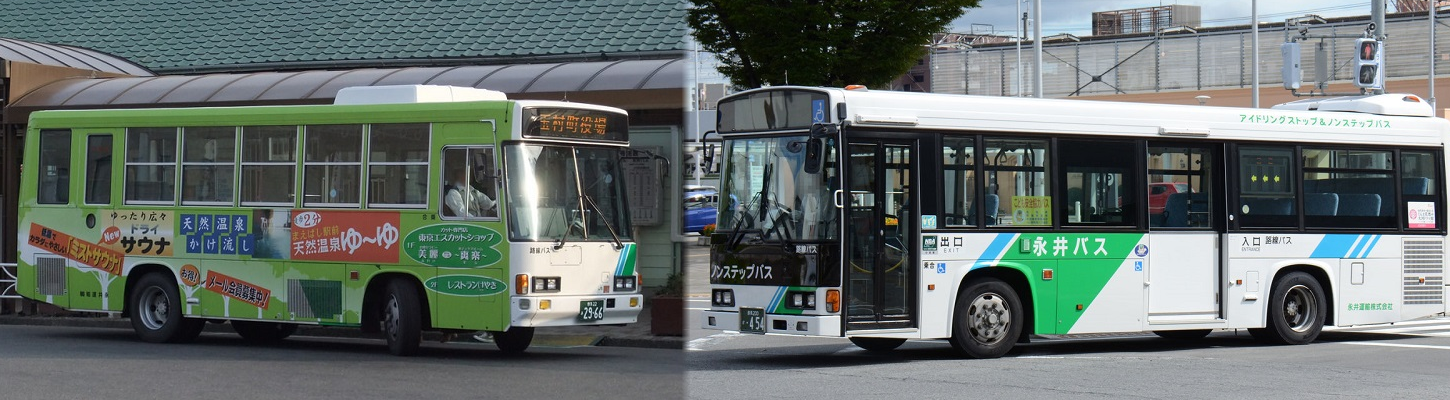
<box><xmin>951</xmin><ymin>0</ymin><xmax>1381</xmax><ymax>37</ymax></box>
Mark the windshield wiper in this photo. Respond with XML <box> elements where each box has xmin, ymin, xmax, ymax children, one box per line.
<box><xmin>552</xmin><ymin>206</ymin><xmax>582</xmax><ymax>250</ymax></box>
<box><xmin>726</xmin><ymin>163</ymin><xmax>772</xmax><ymax>249</ymax></box>
<box><xmin>580</xmin><ymin>193</ymin><xmax>624</xmax><ymax>250</ymax></box>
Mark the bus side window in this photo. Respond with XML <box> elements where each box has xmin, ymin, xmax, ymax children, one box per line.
<box><xmin>441</xmin><ymin>147</ymin><xmax>498</xmax><ymax>219</ymax></box>
<box><xmin>38</xmin><ymin>129</ymin><xmax>72</xmax><ymax>205</ymax></box>
<box><xmin>85</xmin><ymin>134</ymin><xmax>113</xmax><ymax>205</ymax></box>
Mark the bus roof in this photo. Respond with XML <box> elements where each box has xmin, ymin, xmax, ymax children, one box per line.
<box><xmin>26</xmin><ymin>95</ymin><xmax>626</xmax><ymax>130</ymax></box>
<box><xmin>720</xmin><ymin>86</ymin><xmax>1450</xmax><ymax>147</ymax></box>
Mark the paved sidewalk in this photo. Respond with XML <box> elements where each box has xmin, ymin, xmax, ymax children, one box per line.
<box><xmin>0</xmin><ymin>300</ymin><xmax>683</xmax><ymax>350</ymax></box>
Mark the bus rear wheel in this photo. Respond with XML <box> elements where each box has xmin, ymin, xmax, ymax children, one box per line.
<box><xmin>492</xmin><ymin>327</ymin><xmax>535</xmax><ymax>354</ymax></box>
<box><xmin>1256</xmin><ymin>271</ymin><xmax>1326</xmax><ymax>345</ymax></box>
<box><xmin>382</xmin><ymin>279</ymin><xmax>423</xmax><ymax>356</ymax></box>
<box><xmin>232</xmin><ymin>320</ymin><xmax>298</xmax><ymax>343</ymax></box>
<box><xmin>130</xmin><ymin>273</ymin><xmax>205</xmax><ymax>344</ymax></box>
<box><xmin>849</xmin><ymin>337</ymin><xmax>906</xmax><ymax>352</ymax></box>
<box><xmin>949</xmin><ymin>278</ymin><xmax>1022</xmax><ymax>359</ymax></box>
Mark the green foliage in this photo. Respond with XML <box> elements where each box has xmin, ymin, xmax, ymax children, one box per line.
<box><xmin>654</xmin><ymin>271</ymin><xmax>685</xmax><ymax>297</ymax></box>
<box><xmin>688</xmin><ymin>0</ymin><xmax>981</xmax><ymax>89</ymax></box>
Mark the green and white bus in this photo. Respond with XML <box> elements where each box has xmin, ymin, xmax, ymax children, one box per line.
<box><xmin>701</xmin><ymin>86</ymin><xmax>1447</xmax><ymax>358</ymax></box>
<box><xmin>18</xmin><ymin>85</ymin><xmax>642</xmax><ymax>356</ymax></box>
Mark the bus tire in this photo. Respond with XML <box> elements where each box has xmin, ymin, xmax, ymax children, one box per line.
<box><xmin>949</xmin><ymin>278</ymin><xmax>1022</xmax><ymax>359</ymax></box>
<box><xmin>130</xmin><ymin>273</ymin><xmax>204</xmax><ymax>344</ymax></box>
<box><xmin>493</xmin><ymin>327</ymin><xmax>534</xmax><ymax>354</ymax></box>
<box><xmin>1257</xmin><ymin>271</ymin><xmax>1326</xmax><ymax>345</ymax></box>
<box><xmin>382</xmin><ymin>279</ymin><xmax>423</xmax><ymax>356</ymax></box>
<box><xmin>232</xmin><ymin>320</ymin><xmax>298</xmax><ymax>343</ymax></box>
<box><xmin>1153</xmin><ymin>329</ymin><xmax>1212</xmax><ymax>340</ymax></box>
<box><xmin>849</xmin><ymin>337</ymin><xmax>906</xmax><ymax>352</ymax></box>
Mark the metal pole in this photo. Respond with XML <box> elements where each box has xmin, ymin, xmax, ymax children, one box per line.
<box><xmin>1252</xmin><ymin>0</ymin><xmax>1259</xmax><ymax>108</ymax></box>
<box><xmin>1430</xmin><ymin>1</ymin><xmax>1438</xmax><ymax>112</ymax></box>
<box><xmin>1373</xmin><ymin>0</ymin><xmax>1386</xmax><ymax>95</ymax></box>
<box><xmin>1033</xmin><ymin>0</ymin><xmax>1043</xmax><ymax>98</ymax></box>
<box><xmin>1017</xmin><ymin>4</ymin><xmax>1024</xmax><ymax>96</ymax></box>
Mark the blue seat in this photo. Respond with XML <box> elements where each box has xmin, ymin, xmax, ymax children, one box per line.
<box><xmin>1403</xmin><ymin>177</ymin><xmax>1431</xmax><ymax>195</ymax></box>
<box><xmin>1163</xmin><ymin>193</ymin><xmax>1210</xmax><ymax>227</ymax></box>
<box><xmin>965</xmin><ymin>193</ymin><xmax>999</xmax><ymax>225</ymax></box>
<box><xmin>1338</xmin><ymin>193</ymin><xmax>1381</xmax><ymax>216</ymax></box>
<box><xmin>1243</xmin><ymin>198</ymin><xmax>1293</xmax><ymax>216</ymax></box>
<box><xmin>1304</xmin><ymin>193</ymin><xmax>1339</xmax><ymax>216</ymax></box>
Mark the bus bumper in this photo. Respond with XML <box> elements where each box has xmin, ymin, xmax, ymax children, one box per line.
<box><xmin>701</xmin><ymin>310</ymin><xmax>842</xmax><ymax>336</ymax></box>
<box><xmin>510</xmin><ymin>294</ymin><xmax>643</xmax><ymax>327</ymax></box>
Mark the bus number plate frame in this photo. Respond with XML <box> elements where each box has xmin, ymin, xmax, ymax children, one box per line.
<box><xmin>578</xmin><ymin>300</ymin><xmax>605</xmax><ymax>321</ymax></box>
<box><xmin>739</xmin><ymin>307</ymin><xmax>765</xmax><ymax>334</ymax></box>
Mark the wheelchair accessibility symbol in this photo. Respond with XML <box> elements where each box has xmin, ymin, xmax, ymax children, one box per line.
<box><xmin>812</xmin><ymin>100</ymin><xmax>826</xmax><ymax>123</ymax></box>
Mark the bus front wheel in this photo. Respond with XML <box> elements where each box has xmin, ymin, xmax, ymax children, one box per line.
<box><xmin>382</xmin><ymin>279</ymin><xmax>423</xmax><ymax>356</ymax></box>
<box><xmin>949</xmin><ymin>278</ymin><xmax>1022</xmax><ymax>359</ymax></box>
<box><xmin>129</xmin><ymin>273</ymin><xmax>204</xmax><ymax>343</ymax></box>
<box><xmin>1255</xmin><ymin>271</ymin><xmax>1326</xmax><ymax>345</ymax></box>
<box><xmin>492</xmin><ymin>327</ymin><xmax>535</xmax><ymax>354</ymax></box>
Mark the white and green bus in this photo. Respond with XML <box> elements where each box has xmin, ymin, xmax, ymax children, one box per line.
<box><xmin>18</xmin><ymin>85</ymin><xmax>643</xmax><ymax>356</ymax></box>
<box><xmin>701</xmin><ymin>86</ymin><xmax>1447</xmax><ymax>358</ymax></box>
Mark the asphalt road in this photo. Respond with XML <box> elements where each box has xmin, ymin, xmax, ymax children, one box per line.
<box><xmin>0</xmin><ymin>325</ymin><xmax>684</xmax><ymax>399</ymax></box>
<box><xmin>685</xmin><ymin>314</ymin><xmax>1450</xmax><ymax>399</ymax></box>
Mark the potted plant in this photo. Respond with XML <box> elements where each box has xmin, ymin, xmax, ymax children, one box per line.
<box><xmin>649</xmin><ymin>271</ymin><xmax>684</xmax><ymax>336</ymax></box>
<box><xmin>698</xmin><ymin>224</ymin><xmax>716</xmax><ymax>245</ymax></box>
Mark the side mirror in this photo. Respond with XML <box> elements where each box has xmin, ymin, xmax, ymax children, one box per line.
<box><xmin>804</xmin><ymin>124</ymin><xmax>837</xmax><ymax>175</ymax></box>
<box><xmin>803</xmin><ymin>138</ymin><xmax>823</xmax><ymax>174</ymax></box>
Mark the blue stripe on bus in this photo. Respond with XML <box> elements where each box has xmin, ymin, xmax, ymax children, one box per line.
<box><xmin>1311</xmin><ymin>234</ymin><xmax>1381</xmax><ymax>259</ymax></box>
<box><xmin>1356</xmin><ymin>235</ymin><xmax>1381</xmax><ymax>258</ymax></box>
<box><xmin>766</xmin><ymin>287</ymin><xmax>786</xmax><ymax>313</ymax></box>
<box><xmin>971</xmin><ymin>233</ymin><xmax>1019</xmax><ymax>270</ymax></box>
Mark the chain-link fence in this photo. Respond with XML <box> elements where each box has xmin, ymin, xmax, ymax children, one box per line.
<box><xmin>933</xmin><ymin>13</ymin><xmax>1449</xmax><ymax>97</ymax></box>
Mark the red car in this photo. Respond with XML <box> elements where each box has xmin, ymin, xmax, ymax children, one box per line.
<box><xmin>1148</xmin><ymin>182</ymin><xmax>1190</xmax><ymax>215</ymax></box>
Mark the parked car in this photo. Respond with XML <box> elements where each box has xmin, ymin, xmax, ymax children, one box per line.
<box><xmin>1148</xmin><ymin>182</ymin><xmax>1190</xmax><ymax>214</ymax></box>
<box><xmin>684</xmin><ymin>188</ymin><xmax>718</xmax><ymax>235</ymax></box>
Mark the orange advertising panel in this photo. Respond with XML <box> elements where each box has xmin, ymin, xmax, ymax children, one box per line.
<box><xmin>28</xmin><ymin>223</ymin><xmax>124</xmax><ymax>276</ymax></box>
<box><xmin>289</xmin><ymin>210</ymin><xmax>400</xmax><ymax>263</ymax></box>
<box><xmin>203</xmin><ymin>271</ymin><xmax>270</xmax><ymax>309</ymax></box>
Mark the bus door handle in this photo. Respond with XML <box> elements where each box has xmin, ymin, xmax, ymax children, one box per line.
<box><xmin>833</xmin><ymin>190</ymin><xmax>845</xmax><ymax>208</ymax></box>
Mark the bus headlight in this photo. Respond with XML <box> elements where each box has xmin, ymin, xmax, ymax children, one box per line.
<box><xmin>786</xmin><ymin>291</ymin><xmax>816</xmax><ymax>310</ymax></box>
<box><xmin>613</xmin><ymin>276</ymin><xmax>638</xmax><ymax>292</ymax></box>
<box><xmin>712</xmin><ymin>289</ymin><xmax>734</xmax><ymax>307</ymax></box>
<box><xmin>533</xmin><ymin>276</ymin><xmax>561</xmax><ymax>292</ymax></box>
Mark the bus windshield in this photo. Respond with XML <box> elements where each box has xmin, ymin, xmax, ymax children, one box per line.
<box><xmin>717</xmin><ymin>135</ymin><xmax>838</xmax><ymax>241</ymax></box>
<box><xmin>505</xmin><ymin>144</ymin><xmax>633</xmax><ymax>242</ymax></box>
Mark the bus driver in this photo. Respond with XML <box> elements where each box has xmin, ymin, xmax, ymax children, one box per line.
<box><xmin>444</xmin><ymin>167</ymin><xmax>496</xmax><ymax>218</ymax></box>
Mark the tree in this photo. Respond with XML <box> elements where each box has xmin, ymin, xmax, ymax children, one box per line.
<box><xmin>688</xmin><ymin>0</ymin><xmax>981</xmax><ymax>89</ymax></box>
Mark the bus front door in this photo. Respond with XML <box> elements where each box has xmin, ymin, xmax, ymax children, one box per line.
<box><xmin>844</xmin><ymin>140</ymin><xmax>916</xmax><ymax>331</ymax></box>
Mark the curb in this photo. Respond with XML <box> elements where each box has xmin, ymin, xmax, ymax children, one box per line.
<box><xmin>0</xmin><ymin>315</ymin><xmax>681</xmax><ymax>349</ymax></box>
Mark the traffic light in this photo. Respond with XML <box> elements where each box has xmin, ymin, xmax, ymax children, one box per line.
<box><xmin>1353</xmin><ymin>38</ymin><xmax>1383</xmax><ymax>89</ymax></box>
